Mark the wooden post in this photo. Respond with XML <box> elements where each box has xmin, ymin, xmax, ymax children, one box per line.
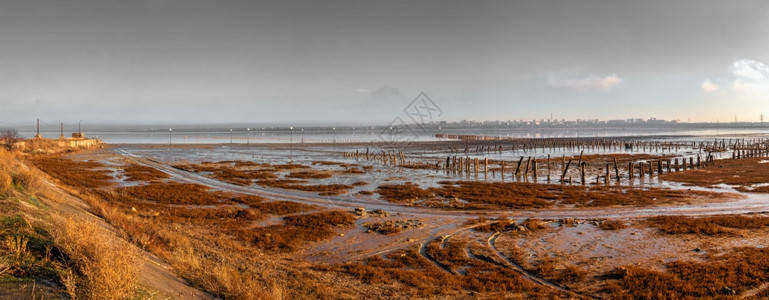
<box><xmin>657</xmin><ymin>160</ymin><xmax>663</xmax><ymax>174</ymax></box>
<box><xmin>580</xmin><ymin>162</ymin><xmax>586</xmax><ymax>185</ymax></box>
<box><xmin>484</xmin><ymin>158</ymin><xmax>488</xmax><ymax>177</ymax></box>
<box><xmin>577</xmin><ymin>150</ymin><xmax>584</xmax><ymax>168</ymax></box>
<box><xmin>524</xmin><ymin>157</ymin><xmax>531</xmax><ymax>177</ymax></box>
<box><xmin>547</xmin><ymin>155</ymin><xmax>551</xmax><ymax>182</ymax></box>
<box><xmin>605</xmin><ymin>163</ymin><xmax>610</xmax><ymax>184</ymax></box>
<box><xmin>561</xmin><ymin>159</ymin><xmax>572</xmax><ymax>183</ymax></box>
<box><xmin>629</xmin><ymin>162</ymin><xmax>634</xmax><ymax>180</ymax></box>
<box><xmin>515</xmin><ymin>156</ymin><xmax>524</xmax><ymax>176</ymax></box>
<box><xmin>613</xmin><ymin>158</ymin><xmax>620</xmax><ymax>182</ymax></box>
<box><xmin>532</xmin><ymin>160</ymin><xmax>538</xmax><ymax>179</ymax></box>
<box><xmin>675</xmin><ymin>158</ymin><xmax>679</xmax><ymax>172</ymax></box>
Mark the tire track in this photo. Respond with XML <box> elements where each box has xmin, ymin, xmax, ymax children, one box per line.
<box><xmin>487</xmin><ymin>232</ymin><xmax>573</xmax><ymax>294</ymax></box>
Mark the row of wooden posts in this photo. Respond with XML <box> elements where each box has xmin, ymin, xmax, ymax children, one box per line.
<box><xmin>438</xmin><ymin>136</ymin><xmax>769</xmax><ymax>155</ymax></box>
<box><xmin>439</xmin><ymin>152</ymin><xmax>718</xmax><ymax>184</ymax></box>
<box><xmin>343</xmin><ymin>140</ymin><xmax>769</xmax><ymax>184</ymax></box>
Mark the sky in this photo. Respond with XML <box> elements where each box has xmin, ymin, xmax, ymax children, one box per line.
<box><xmin>0</xmin><ymin>0</ymin><xmax>768</xmax><ymax>126</ymax></box>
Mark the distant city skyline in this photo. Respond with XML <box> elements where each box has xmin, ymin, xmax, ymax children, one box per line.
<box><xmin>1</xmin><ymin>0</ymin><xmax>768</xmax><ymax>125</ymax></box>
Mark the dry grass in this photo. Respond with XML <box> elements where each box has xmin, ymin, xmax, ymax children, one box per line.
<box><xmin>598</xmin><ymin>220</ymin><xmax>627</xmax><ymax>230</ymax></box>
<box><xmin>239</xmin><ymin>211</ymin><xmax>355</xmax><ymax>252</ymax></box>
<box><xmin>117</xmin><ymin>182</ymin><xmax>229</xmax><ymax>205</ymax></box>
<box><xmin>647</xmin><ymin>215</ymin><xmax>769</xmax><ymax>235</ymax></box>
<box><xmin>257</xmin><ymin>179</ymin><xmax>354</xmax><ymax>196</ymax></box>
<box><xmin>53</xmin><ymin>217</ymin><xmax>142</xmax><ymax>300</ymax></box>
<box><xmin>232</xmin><ymin>195</ymin><xmax>314</xmax><ymax>215</ymax></box>
<box><xmin>376</xmin><ymin>181</ymin><xmax>720</xmax><ymax>210</ymax></box>
<box><xmin>122</xmin><ymin>163</ymin><xmax>170</xmax><ymax>182</ymax></box>
<box><xmin>174</xmin><ymin>161</ymin><xmax>278</xmax><ymax>186</ymax></box>
<box><xmin>340</xmin><ymin>244</ymin><xmax>565</xmax><ymax>298</ymax></box>
<box><xmin>1</xmin><ymin>148</ymin><xmax>141</xmax><ymax>298</ymax></box>
<box><xmin>375</xmin><ymin>182</ymin><xmax>434</xmax><ymax>204</ymax></box>
<box><xmin>32</xmin><ymin>157</ymin><xmax>113</xmax><ymax>189</ymax></box>
<box><xmin>534</xmin><ymin>257</ymin><xmax>587</xmax><ymax>286</ymax></box>
<box><xmin>287</xmin><ymin>170</ymin><xmax>334</xmax><ymax>179</ymax></box>
<box><xmin>602</xmin><ymin>246</ymin><xmax>769</xmax><ymax>298</ymax></box>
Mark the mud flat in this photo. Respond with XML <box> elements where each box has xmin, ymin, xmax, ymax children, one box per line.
<box><xmin>24</xmin><ymin>138</ymin><xmax>769</xmax><ymax>298</ymax></box>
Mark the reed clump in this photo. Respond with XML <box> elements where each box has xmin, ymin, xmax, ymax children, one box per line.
<box><xmin>602</xmin><ymin>247</ymin><xmax>769</xmax><ymax>298</ymax></box>
<box><xmin>647</xmin><ymin>215</ymin><xmax>769</xmax><ymax>235</ymax></box>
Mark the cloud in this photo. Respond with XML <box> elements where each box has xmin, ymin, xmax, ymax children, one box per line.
<box><xmin>701</xmin><ymin>79</ymin><xmax>719</xmax><ymax>92</ymax></box>
<box><xmin>731</xmin><ymin>59</ymin><xmax>769</xmax><ymax>80</ymax></box>
<box><xmin>547</xmin><ymin>73</ymin><xmax>623</xmax><ymax>92</ymax></box>
<box><xmin>729</xmin><ymin>59</ymin><xmax>769</xmax><ymax>95</ymax></box>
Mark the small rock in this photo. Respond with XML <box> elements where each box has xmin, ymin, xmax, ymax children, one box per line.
<box><xmin>408</xmin><ymin>238</ymin><xmax>414</xmax><ymax>242</ymax></box>
<box><xmin>721</xmin><ymin>287</ymin><xmax>736</xmax><ymax>295</ymax></box>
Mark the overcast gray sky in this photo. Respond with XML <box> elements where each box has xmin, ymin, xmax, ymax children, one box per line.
<box><xmin>1</xmin><ymin>0</ymin><xmax>768</xmax><ymax>125</ymax></box>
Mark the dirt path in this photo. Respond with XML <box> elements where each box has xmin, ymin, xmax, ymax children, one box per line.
<box><xmin>38</xmin><ymin>181</ymin><xmax>214</xmax><ymax>299</ymax></box>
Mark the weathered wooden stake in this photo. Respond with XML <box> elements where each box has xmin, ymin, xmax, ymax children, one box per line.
<box><xmin>561</xmin><ymin>159</ymin><xmax>572</xmax><ymax>183</ymax></box>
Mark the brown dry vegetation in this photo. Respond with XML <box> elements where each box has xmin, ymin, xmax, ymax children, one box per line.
<box><xmin>257</xmin><ymin>179</ymin><xmax>354</xmax><ymax>196</ymax></box>
<box><xmin>176</xmin><ymin>161</ymin><xmax>363</xmax><ymax>196</ymax></box>
<box><xmin>602</xmin><ymin>246</ymin><xmax>769</xmax><ymax>298</ymax></box>
<box><xmin>33</xmin><ymin>157</ymin><xmax>113</xmax><ymax>188</ymax></box>
<box><xmin>533</xmin><ymin>257</ymin><xmax>588</xmax><ymax>286</ymax></box>
<box><xmin>121</xmin><ymin>163</ymin><xmax>170</xmax><ymax>182</ymax></box>
<box><xmin>232</xmin><ymin>195</ymin><xmax>314</xmax><ymax>215</ymax></box>
<box><xmin>1</xmin><ymin>148</ymin><xmax>140</xmax><ymax>299</ymax></box>
<box><xmin>660</xmin><ymin>157</ymin><xmax>769</xmax><ymax>192</ymax></box>
<box><xmin>238</xmin><ymin>211</ymin><xmax>355</xmax><ymax>252</ymax></box>
<box><xmin>339</xmin><ymin>246</ymin><xmax>567</xmax><ymax>298</ymax></box>
<box><xmin>647</xmin><ymin>215</ymin><xmax>769</xmax><ymax>235</ymax></box>
<box><xmin>468</xmin><ymin>218</ymin><xmax>549</xmax><ymax>233</ymax></box>
<box><xmin>32</xmin><ymin>155</ymin><xmax>367</xmax><ymax>298</ymax></box>
<box><xmin>599</xmin><ymin>220</ymin><xmax>627</xmax><ymax>230</ymax></box>
<box><xmin>376</xmin><ymin>181</ymin><xmax>726</xmax><ymax>209</ymax></box>
<box><xmin>117</xmin><ymin>182</ymin><xmax>229</xmax><ymax>205</ymax></box>
<box><xmin>287</xmin><ymin>170</ymin><xmax>334</xmax><ymax>179</ymax></box>
<box><xmin>375</xmin><ymin>182</ymin><xmax>434</xmax><ymax>204</ymax></box>
<box><xmin>53</xmin><ymin>217</ymin><xmax>142</xmax><ymax>299</ymax></box>
<box><xmin>174</xmin><ymin>161</ymin><xmax>278</xmax><ymax>186</ymax></box>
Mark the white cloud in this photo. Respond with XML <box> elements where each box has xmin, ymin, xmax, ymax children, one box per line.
<box><xmin>701</xmin><ymin>79</ymin><xmax>719</xmax><ymax>92</ymax></box>
<box><xmin>548</xmin><ymin>73</ymin><xmax>622</xmax><ymax>92</ymax></box>
<box><xmin>729</xmin><ymin>59</ymin><xmax>769</xmax><ymax>95</ymax></box>
<box><xmin>731</xmin><ymin>59</ymin><xmax>769</xmax><ymax>80</ymax></box>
